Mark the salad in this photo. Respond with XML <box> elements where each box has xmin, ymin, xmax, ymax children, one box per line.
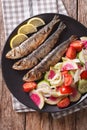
<box><xmin>23</xmin><ymin>36</ymin><xmax>87</xmax><ymax>109</ymax></box>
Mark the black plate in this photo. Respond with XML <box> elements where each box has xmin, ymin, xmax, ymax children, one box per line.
<box><xmin>1</xmin><ymin>13</ymin><xmax>87</xmax><ymax>112</ymax></box>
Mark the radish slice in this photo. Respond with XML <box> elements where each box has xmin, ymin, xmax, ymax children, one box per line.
<box><xmin>61</xmin><ymin>61</ymin><xmax>78</xmax><ymax>71</ymax></box>
<box><xmin>48</xmin><ymin>70</ymin><xmax>55</xmax><ymax>79</ymax></box>
<box><xmin>30</xmin><ymin>90</ymin><xmax>44</xmax><ymax>109</ymax></box>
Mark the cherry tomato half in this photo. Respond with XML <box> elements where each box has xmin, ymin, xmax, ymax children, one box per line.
<box><xmin>59</xmin><ymin>85</ymin><xmax>73</xmax><ymax>95</ymax></box>
<box><xmin>64</xmin><ymin>73</ymin><xmax>73</xmax><ymax>86</ymax></box>
<box><xmin>80</xmin><ymin>70</ymin><xmax>87</xmax><ymax>79</ymax></box>
<box><xmin>57</xmin><ymin>97</ymin><xmax>70</xmax><ymax>108</ymax></box>
<box><xmin>23</xmin><ymin>82</ymin><xmax>37</xmax><ymax>92</ymax></box>
<box><xmin>70</xmin><ymin>40</ymin><xmax>83</xmax><ymax>52</ymax></box>
<box><xmin>66</xmin><ymin>46</ymin><xmax>76</xmax><ymax>59</ymax></box>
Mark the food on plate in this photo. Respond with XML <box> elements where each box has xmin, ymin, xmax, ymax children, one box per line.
<box><xmin>80</xmin><ymin>70</ymin><xmax>87</xmax><ymax>79</ymax></box>
<box><xmin>78</xmin><ymin>49</ymin><xmax>87</xmax><ymax>64</ymax></box>
<box><xmin>66</xmin><ymin>46</ymin><xmax>77</xmax><ymax>59</ymax></box>
<box><xmin>57</xmin><ymin>97</ymin><xmax>70</xmax><ymax>108</ymax></box>
<box><xmin>13</xmin><ymin>22</ymin><xmax>66</xmax><ymax>70</ymax></box>
<box><xmin>45</xmin><ymin>96</ymin><xmax>63</xmax><ymax>105</ymax></box>
<box><xmin>23</xmin><ymin>82</ymin><xmax>37</xmax><ymax>92</ymax></box>
<box><xmin>5</xmin><ymin>14</ymin><xmax>87</xmax><ymax>110</ymax></box>
<box><xmin>61</xmin><ymin>60</ymin><xmax>78</xmax><ymax>71</ymax></box>
<box><xmin>70</xmin><ymin>40</ymin><xmax>83</xmax><ymax>52</ymax></box>
<box><xmin>27</xmin><ymin>17</ymin><xmax>45</xmax><ymax>27</ymax></box>
<box><xmin>69</xmin><ymin>88</ymin><xmax>81</xmax><ymax>102</ymax></box>
<box><xmin>80</xmin><ymin>36</ymin><xmax>87</xmax><ymax>41</ymax></box>
<box><xmin>23</xmin><ymin>35</ymin><xmax>77</xmax><ymax>82</ymax></box>
<box><xmin>37</xmin><ymin>80</ymin><xmax>51</xmax><ymax>94</ymax></box>
<box><xmin>78</xmin><ymin>79</ymin><xmax>87</xmax><ymax>94</ymax></box>
<box><xmin>6</xmin><ymin>15</ymin><xmax>60</xmax><ymax>59</ymax></box>
<box><xmin>66</xmin><ymin>40</ymin><xmax>83</xmax><ymax>59</ymax></box>
<box><xmin>22</xmin><ymin>36</ymin><xmax>87</xmax><ymax>109</ymax></box>
<box><xmin>37</xmin><ymin>80</ymin><xmax>50</xmax><ymax>88</ymax></box>
<box><xmin>78</xmin><ymin>50</ymin><xmax>85</xmax><ymax>64</ymax></box>
<box><xmin>80</xmin><ymin>36</ymin><xmax>87</xmax><ymax>49</ymax></box>
<box><xmin>30</xmin><ymin>90</ymin><xmax>44</xmax><ymax>109</ymax></box>
<box><xmin>18</xmin><ymin>24</ymin><xmax>37</xmax><ymax>34</ymax></box>
<box><xmin>10</xmin><ymin>34</ymin><xmax>28</xmax><ymax>48</ymax></box>
<box><xmin>58</xmin><ymin>85</ymin><xmax>73</xmax><ymax>95</ymax></box>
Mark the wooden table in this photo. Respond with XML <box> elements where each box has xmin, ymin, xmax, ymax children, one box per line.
<box><xmin>0</xmin><ymin>0</ymin><xmax>87</xmax><ymax>130</ymax></box>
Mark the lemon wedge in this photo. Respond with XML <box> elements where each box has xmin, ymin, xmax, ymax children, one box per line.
<box><xmin>10</xmin><ymin>34</ymin><xmax>28</xmax><ymax>48</ymax></box>
<box><xmin>18</xmin><ymin>24</ymin><xmax>37</xmax><ymax>34</ymax></box>
<box><xmin>27</xmin><ymin>17</ymin><xmax>45</xmax><ymax>27</ymax></box>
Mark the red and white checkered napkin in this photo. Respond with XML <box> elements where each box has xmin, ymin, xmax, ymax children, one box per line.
<box><xmin>1</xmin><ymin>0</ymin><xmax>87</xmax><ymax>119</ymax></box>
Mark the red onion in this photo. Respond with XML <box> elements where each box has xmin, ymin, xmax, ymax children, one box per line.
<box><xmin>82</xmin><ymin>40</ymin><xmax>87</xmax><ymax>49</ymax></box>
<box><xmin>85</xmin><ymin>62</ymin><xmax>87</xmax><ymax>70</ymax></box>
<box><xmin>82</xmin><ymin>49</ymin><xmax>87</xmax><ymax>70</ymax></box>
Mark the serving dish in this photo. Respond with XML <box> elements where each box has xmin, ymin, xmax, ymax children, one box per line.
<box><xmin>1</xmin><ymin>13</ymin><xmax>87</xmax><ymax>112</ymax></box>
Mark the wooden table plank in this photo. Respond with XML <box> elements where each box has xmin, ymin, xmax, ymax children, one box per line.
<box><xmin>78</xmin><ymin>0</ymin><xmax>87</xmax><ymax>26</ymax></box>
<box><xmin>62</xmin><ymin>0</ymin><xmax>77</xmax><ymax>19</ymax></box>
<box><xmin>52</xmin><ymin>114</ymin><xmax>76</xmax><ymax>130</ymax></box>
<box><xmin>26</xmin><ymin>113</ymin><xmax>51</xmax><ymax>130</ymax></box>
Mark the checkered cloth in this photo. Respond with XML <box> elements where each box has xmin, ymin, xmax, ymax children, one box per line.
<box><xmin>1</xmin><ymin>0</ymin><xmax>87</xmax><ymax>119</ymax></box>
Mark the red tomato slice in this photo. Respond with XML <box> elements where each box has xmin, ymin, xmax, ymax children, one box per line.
<box><xmin>23</xmin><ymin>82</ymin><xmax>37</xmax><ymax>92</ymax></box>
<box><xmin>57</xmin><ymin>97</ymin><xmax>70</xmax><ymax>108</ymax></box>
<box><xmin>80</xmin><ymin>70</ymin><xmax>87</xmax><ymax>79</ymax></box>
<box><xmin>61</xmin><ymin>70</ymin><xmax>68</xmax><ymax>76</ymax></box>
<box><xmin>66</xmin><ymin>46</ymin><xmax>76</xmax><ymax>59</ymax></box>
<box><xmin>64</xmin><ymin>73</ymin><xmax>73</xmax><ymax>86</ymax></box>
<box><xmin>70</xmin><ymin>40</ymin><xmax>83</xmax><ymax>52</ymax></box>
<box><xmin>59</xmin><ymin>85</ymin><xmax>73</xmax><ymax>94</ymax></box>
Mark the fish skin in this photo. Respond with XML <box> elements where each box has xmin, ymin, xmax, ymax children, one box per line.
<box><xmin>6</xmin><ymin>15</ymin><xmax>60</xmax><ymax>59</ymax></box>
<box><xmin>12</xmin><ymin>22</ymin><xmax>66</xmax><ymax>70</ymax></box>
<box><xmin>23</xmin><ymin>35</ymin><xmax>77</xmax><ymax>82</ymax></box>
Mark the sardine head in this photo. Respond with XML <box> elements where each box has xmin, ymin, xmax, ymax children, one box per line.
<box><xmin>6</xmin><ymin>47</ymin><xmax>21</xmax><ymax>59</ymax></box>
<box><xmin>23</xmin><ymin>70</ymin><xmax>42</xmax><ymax>82</ymax></box>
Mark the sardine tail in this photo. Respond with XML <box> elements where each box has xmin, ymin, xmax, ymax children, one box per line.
<box><xmin>69</xmin><ymin>35</ymin><xmax>78</xmax><ymax>41</ymax></box>
<box><xmin>51</xmin><ymin>15</ymin><xmax>60</xmax><ymax>25</ymax></box>
<box><xmin>58</xmin><ymin>22</ymin><xmax>66</xmax><ymax>30</ymax></box>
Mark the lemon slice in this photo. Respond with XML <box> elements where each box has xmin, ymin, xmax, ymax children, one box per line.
<box><xmin>27</xmin><ymin>17</ymin><xmax>45</xmax><ymax>27</ymax></box>
<box><xmin>10</xmin><ymin>34</ymin><xmax>28</xmax><ymax>48</ymax></box>
<box><xmin>18</xmin><ymin>24</ymin><xmax>37</xmax><ymax>34</ymax></box>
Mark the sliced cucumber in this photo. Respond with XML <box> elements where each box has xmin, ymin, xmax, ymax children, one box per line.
<box><xmin>45</xmin><ymin>97</ymin><xmax>62</xmax><ymax>105</ymax></box>
<box><xmin>54</xmin><ymin>62</ymin><xmax>62</xmax><ymax>69</ymax></box>
<box><xmin>37</xmin><ymin>80</ymin><xmax>51</xmax><ymax>94</ymax></box>
<box><xmin>50</xmin><ymin>90</ymin><xmax>67</xmax><ymax>97</ymax></box>
<box><xmin>78</xmin><ymin>51</ymin><xmax>85</xmax><ymax>64</ymax></box>
<box><xmin>80</xmin><ymin>36</ymin><xmax>87</xmax><ymax>41</ymax></box>
<box><xmin>69</xmin><ymin>70</ymin><xmax>75</xmax><ymax>77</ymax></box>
<box><xmin>70</xmin><ymin>89</ymin><xmax>81</xmax><ymax>102</ymax></box>
<box><xmin>44</xmin><ymin>72</ymin><xmax>49</xmax><ymax>81</ymax></box>
<box><xmin>37</xmin><ymin>80</ymin><xmax>50</xmax><ymax>88</ymax></box>
<box><xmin>78</xmin><ymin>79</ymin><xmax>87</xmax><ymax>94</ymax></box>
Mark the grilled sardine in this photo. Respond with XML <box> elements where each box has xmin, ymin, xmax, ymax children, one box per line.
<box><xmin>23</xmin><ymin>35</ymin><xmax>77</xmax><ymax>82</ymax></box>
<box><xmin>6</xmin><ymin>15</ymin><xmax>60</xmax><ymax>59</ymax></box>
<box><xmin>13</xmin><ymin>22</ymin><xmax>66</xmax><ymax>70</ymax></box>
